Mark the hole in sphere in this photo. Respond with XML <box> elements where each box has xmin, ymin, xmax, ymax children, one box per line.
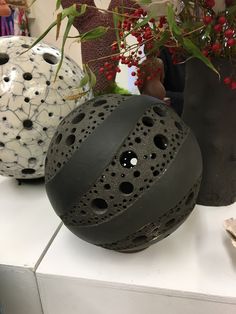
<box><xmin>153</xmin><ymin>106</ymin><xmax>166</xmax><ymax>117</ymax></box>
<box><xmin>66</xmin><ymin>134</ymin><xmax>76</xmax><ymax>146</ymax></box>
<box><xmin>28</xmin><ymin>157</ymin><xmax>37</xmax><ymax>164</ymax></box>
<box><xmin>132</xmin><ymin>235</ymin><xmax>148</xmax><ymax>245</ymax></box>
<box><xmin>142</xmin><ymin>116</ymin><xmax>154</xmax><ymax>127</ymax></box>
<box><xmin>23</xmin><ymin>72</ymin><xmax>33</xmax><ymax>81</ymax></box>
<box><xmin>21</xmin><ymin>44</ymin><xmax>30</xmax><ymax>49</ymax></box>
<box><xmin>4</xmin><ymin>77</ymin><xmax>10</xmax><ymax>82</ymax></box>
<box><xmin>104</xmin><ymin>184</ymin><xmax>111</xmax><ymax>190</ymax></box>
<box><xmin>133</xmin><ymin>171</ymin><xmax>140</xmax><ymax>177</ymax></box>
<box><xmin>23</xmin><ymin>119</ymin><xmax>33</xmax><ymax>130</ymax></box>
<box><xmin>92</xmin><ymin>198</ymin><xmax>108</xmax><ymax>214</ymax></box>
<box><xmin>175</xmin><ymin>121</ymin><xmax>183</xmax><ymax>131</ymax></box>
<box><xmin>0</xmin><ymin>53</ymin><xmax>9</xmax><ymax>65</ymax></box>
<box><xmin>165</xmin><ymin>218</ymin><xmax>176</xmax><ymax>228</ymax></box>
<box><xmin>43</xmin><ymin>53</ymin><xmax>58</xmax><ymax>65</ymax></box>
<box><xmin>154</xmin><ymin>134</ymin><xmax>168</xmax><ymax>150</ymax></box>
<box><xmin>72</xmin><ymin>113</ymin><xmax>85</xmax><ymax>124</ymax></box>
<box><xmin>120</xmin><ymin>151</ymin><xmax>138</xmax><ymax>168</ymax></box>
<box><xmin>21</xmin><ymin>168</ymin><xmax>36</xmax><ymax>175</ymax></box>
<box><xmin>119</xmin><ymin>182</ymin><xmax>134</xmax><ymax>194</ymax></box>
<box><xmin>185</xmin><ymin>192</ymin><xmax>194</xmax><ymax>206</ymax></box>
<box><xmin>93</xmin><ymin>99</ymin><xmax>107</xmax><ymax>107</ymax></box>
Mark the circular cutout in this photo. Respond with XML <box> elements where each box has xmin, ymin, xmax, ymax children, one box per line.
<box><xmin>0</xmin><ymin>53</ymin><xmax>9</xmax><ymax>65</ymax></box>
<box><xmin>185</xmin><ymin>192</ymin><xmax>194</xmax><ymax>206</ymax></box>
<box><xmin>153</xmin><ymin>106</ymin><xmax>166</xmax><ymax>117</ymax></box>
<box><xmin>154</xmin><ymin>134</ymin><xmax>168</xmax><ymax>150</ymax></box>
<box><xmin>43</xmin><ymin>53</ymin><xmax>58</xmax><ymax>65</ymax></box>
<box><xmin>92</xmin><ymin>198</ymin><xmax>108</xmax><ymax>214</ymax></box>
<box><xmin>165</xmin><ymin>218</ymin><xmax>176</xmax><ymax>227</ymax></box>
<box><xmin>21</xmin><ymin>168</ymin><xmax>36</xmax><ymax>175</ymax></box>
<box><xmin>175</xmin><ymin>121</ymin><xmax>183</xmax><ymax>131</ymax></box>
<box><xmin>28</xmin><ymin>157</ymin><xmax>37</xmax><ymax>164</ymax></box>
<box><xmin>23</xmin><ymin>119</ymin><xmax>33</xmax><ymax>130</ymax></box>
<box><xmin>93</xmin><ymin>99</ymin><xmax>107</xmax><ymax>107</ymax></box>
<box><xmin>21</xmin><ymin>44</ymin><xmax>30</xmax><ymax>49</ymax></box>
<box><xmin>120</xmin><ymin>151</ymin><xmax>138</xmax><ymax>169</ymax></box>
<box><xmin>23</xmin><ymin>72</ymin><xmax>33</xmax><ymax>81</ymax></box>
<box><xmin>0</xmin><ymin>142</ymin><xmax>5</xmax><ymax>148</ymax></box>
<box><xmin>133</xmin><ymin>171</ymin><xmax>140</xmax><ymax>177</ymax></box>
<box><xmin>119</xmin><ymin>182</ymin><xmax>134</xmax><ymax>194</ymax></box>
<box><xmin>142</xmin><ymin>116</ymin><xmax>154</xmax><ymax>127</ymax></box>
<box><xmin>72</xmin><ymin>113</ymin><xmax>85</xmax><ymax>124</ymax></box>
<box><xmin>66</xmin><ymin>134</ymin><xmax>76</xmax><ymax>146</ymax></box>
<box><xmin>132</xmin><ymin>235</ymin><xmax>148</xmax><ymax>244</ymax></box>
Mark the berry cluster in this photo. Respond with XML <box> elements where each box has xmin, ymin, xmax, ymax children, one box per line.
<box><xmin>99</xmin><ymin>2</ymin><xmax>236</xmax><ymax>90</ymax></box>
<box><xmin>202</xmin><ymin>1</ymin><xmax>236</xmax><ymax>89</ymax></box>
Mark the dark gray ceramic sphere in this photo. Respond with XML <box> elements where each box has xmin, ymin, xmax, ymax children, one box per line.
<box><xmin>45</xmin><ymin>94</ymin><xmax>202</xmax><ymax>252</ymax></box>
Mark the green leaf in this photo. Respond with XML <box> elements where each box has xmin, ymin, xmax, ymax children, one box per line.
<box><xmin>137</xmin><ymin>0</ymin><xmax>152</xmax><ymax>4</ymax></box>
<box><xmin>56</xmin><ymin>0</ymin><xmax>61</xmax><ymax>10</ymax></box>
<box><xmin>79</xmin><ymin>66</ymin><xmax>90</xmax><ymax>88</ymax></box>
<box><xmin>113</xmin><ymin>8</ymin><xmax>121</xmax><ymax>49</ymax></box>
<box><xmin>56</xmin><ymin>12</ymin><xmax>62</xmax><ymax>40</ymax></box>
<box><xmin>87</xmin><ymin>65</ymin><xmax>97</xmax><ymax>88</ymax></box>
<box><xmin>55</xmin><ymin>14</ymin><xmax>75</xmax><ymax>80</ymax></box>
<box><xmin>80</xmin><ymin>26</ymin><xmax>109</xmax><ymax>42</ymax></box>
<box><xmin>183</xmin><ymin>38</ymin><xmax>219</xmax><ymax>75</ymax></box>
<box><xmin>167</xmin><ymin>4</ymin><xmax>182</xmax><ymax>39</ymax></box>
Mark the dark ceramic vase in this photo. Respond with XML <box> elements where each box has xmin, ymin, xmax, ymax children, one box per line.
<box><xmin>183</xmin><ymin>58</ymin><xmax>236</xmax><ymax>206</ymax></box>
<box><xmin>45</xmin><ymin>94</ymin><xmax>202</xmax><ymax>252</ymax></box>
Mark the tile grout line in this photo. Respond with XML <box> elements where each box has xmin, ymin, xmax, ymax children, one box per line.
<box><xmin>34</xmin><ymin>222</ymin><xmax>63</xmax><ymax>272</ymax></box>
<box><xmin>33</xmin><ymin>222</ymin><xmax>63</xmax><ymax>314</ymax></box>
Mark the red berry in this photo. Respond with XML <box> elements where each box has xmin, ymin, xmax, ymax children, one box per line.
<box><xmin>224</xmin><ymin>29</ymin><xmax>234</xmax><ymax>38</ymax></box>
<box><xmin>214</xmin><ymin>24</ymin><xmax>222</xmax><ymax>33</ymax></box>
<box><xmin>218</xmin><ymin>16</ymin><xmax>226</xmax><ymax>25</ymax></box>
<box><xmin>203</xmin><ymin>15</ymin><xmax>212</xmax><ymax>25</ymax></box>
<box><xmin>224</xmin><ymin>77</ymin><xmax>231</xmax><ymax>85</ymax></box>
<box><xmin>227</xmin><ymin>38</ymin><xmax>236</xmax><ymax>47</ymax></box>
<box><xmin>202</xmin><ymin>49</ymin><xmax>209</xmax><ymax>56</ymax></box>
<box><xmin>99</xmin><ymin>67</ymin><xmax>104</xmax><ymax>74</ymax></box>
<box><xmin>107</xmin><ymin>74</ymin><xmax>114</xmax><ymax>81</ymax></box>
<box><xmin>231</xmin><ymin>81</ymin><xmax>236</xmax><ymax>90</ymax></box>
<box><xmin>205</xmin><ymin>0</ymin><xmax>215</xmax><ymax>8</ymax></box>
<box><xmin>131</xmin><ymin>72</ymin><xmax>136</xmax><ymax>76</ymax></box>
<box><xmin>211</xmin><ymin>43</ymin><xmax>221</xmax><ymax>52</ymax></box>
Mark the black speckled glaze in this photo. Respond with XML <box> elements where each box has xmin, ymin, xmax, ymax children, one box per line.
<box><xmin>46</xmin><ymin>94</ymin><xmax>202</xmax><ymax>252</ymax></box>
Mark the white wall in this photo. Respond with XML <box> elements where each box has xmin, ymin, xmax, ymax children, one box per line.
<box><xmin>30</xmin><ymin>0</ymin><xmax>82</xmax><ymax>66</ymax></box>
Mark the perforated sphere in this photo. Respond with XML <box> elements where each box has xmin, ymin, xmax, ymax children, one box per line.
<box><xmin>45</xmin><ymin>94</ymin><xmax>202</xmax><ymax>252</ymax></box>
<box><xmin>0</xmin><ymin>36</ymin><xmax>92</xmax><ymax>179</ymax></box>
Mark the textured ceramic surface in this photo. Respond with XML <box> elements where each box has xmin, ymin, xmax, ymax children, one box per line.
<box><xmin>0</xmin><ymin>36</ymin><xmax>92</xmax><ymax>179</ymax></box>
<box><xmin>45</xmin><ymin>94</ymin><xmax>202</xmax><ymax>252</ymax></box>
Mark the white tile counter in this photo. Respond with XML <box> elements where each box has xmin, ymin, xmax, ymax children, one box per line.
<box><xmin>0</xmin><ymin>177</ymin><xmax>61</xmax><ymax>314</ymax></box>
<box><xmin>36</xmin><ymin>204</ymin><xmax>236</xmax><ymax>314</ymax></box>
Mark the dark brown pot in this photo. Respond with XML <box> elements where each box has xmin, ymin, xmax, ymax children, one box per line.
<box><xmin>183</xmin><ymin>58</ymin><xmax>236</xmax><ymax>206</ymax></box>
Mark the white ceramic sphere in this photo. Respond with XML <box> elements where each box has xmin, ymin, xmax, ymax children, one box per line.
<box><xmin>0</xmin><ymin>36</ymin><xmax>92</xmax><ymax>179</ymax></box>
